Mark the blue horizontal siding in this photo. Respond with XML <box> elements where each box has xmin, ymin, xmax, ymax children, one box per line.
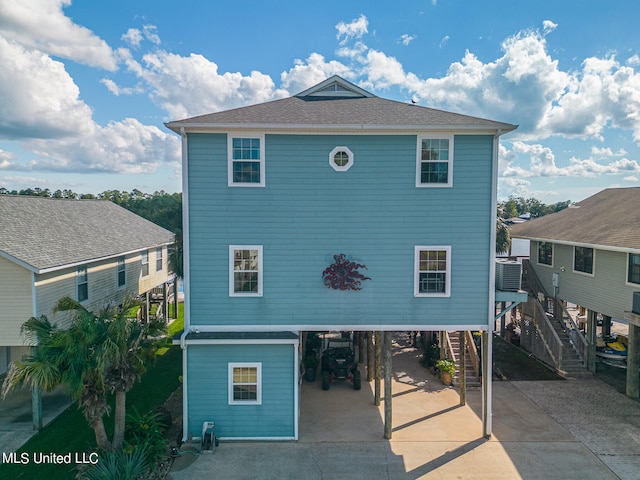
<box><xmin>186</xmin><ymin>343</ymin><xmax>295</xmax><ymax>438</ymax></box>
<box><xmin>187</xmin><ymin>133</ymin><xmax>494</xmax><ymax>328</ymax></box>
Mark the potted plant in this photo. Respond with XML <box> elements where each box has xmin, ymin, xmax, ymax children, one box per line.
<box><xmin>435</xmin><ymin>359</ymin><xmax>456</xmax><ymax>386</ymax></box>
<box><xmin>303</xmin><ymin>353</ymin><xmax>318</xmax><ymax>382</ymax></box>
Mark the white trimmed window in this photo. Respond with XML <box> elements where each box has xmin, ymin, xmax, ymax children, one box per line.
<box><xmin>416</xmin><ymin>135</ymin><xmax>453</xmax><ymax>187</ymax></box>
<box><xmin>228</xmin><ymin>134</ymin><xmax>265</xmax><ymax>186</ymax></box>
<box><xmin>537</xmin><ymin>242</ymin><xmax>553</xmax><ymax>266</ymax></box>
<box><xmin>117</xmin><ymin>257</ymin><xmax>126</xmax><ymax>288</ymax></box>
<box><xmin>329</xmin><ymin>146</ymin><xmax>354</xmax><ymax>171</ymax></box>
<box><xmin>156</xmin><ymin>247</ymin><xmax>163</xmax><ymax>272</ymax></box>
<box><xmin>574</xmin><ymin>246</ymin><xmax>594</xmax><ymax>275</ymax></box>
<box><xmin>228</xmin><ymin>363</ymin><xmax>262</xmax><ymax>405</ymax></box>
<box><xmin>77</xmin><ymin>266</ymin><xmax>88</xmax><ymax>302</ymax></box>
<box><xmin>414</xmin><ymin>246</ymin><xmax>451</xmax><ymax>297</ymax></box>
<box><xmin>229</xmin><ymin>246</ymin><xmax>263</xmax><ymax>296</ymax></box>
<box><xmin>141</xmin><ymin>250</ymin><xmax>149</xmax><ymax>277</ymax></box>
<box><xmin>628</xmin><ymin>253</ymin><xmax>640</xmax><ymax>285</ymax></box>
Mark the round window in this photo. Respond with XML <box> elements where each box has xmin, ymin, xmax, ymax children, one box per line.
<box><xmin>329</xmin><ymin>146</ymin><xmax>354</xmax><ymax>171</ymax></box>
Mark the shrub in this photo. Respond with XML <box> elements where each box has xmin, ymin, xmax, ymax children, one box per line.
<box><xmin>76</xmin><ymin>448</ymin><xmax>148</xmax><ymax>480</ymax></box>
<box><xmin>124</xmin><ymin>408</ymin><xmax>168</xmax><ymax>464</ymax></box>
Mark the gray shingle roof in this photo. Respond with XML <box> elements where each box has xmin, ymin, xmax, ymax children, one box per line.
<box><xmin>509</xmin><ymin>187</ymin><xmax>640</xmax><ymax>251</ymax></box>
<box><xmin>0</xmin><ymin>196</ymin><xmax>175</xmax><ymax>272</ymax></box>
<box><xmin>165</xmin><ymin>76</ymin><xmax>517</xmax><ymax>133</ymax></box>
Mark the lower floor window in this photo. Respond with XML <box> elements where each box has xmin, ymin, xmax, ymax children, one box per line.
<box><xmin>228</xmin><ymin>363</ymin><xmax>262</xmax><ymax>405</ymax></box>
<box><xmin>414</xmin><ymin>246</ymin><xmax>451</xmax><ymax>297</ymax></box>
<box><xmin>629</xmin><ymin>253</ymin><xmax>640</xmax><ymax>284</ymax></box>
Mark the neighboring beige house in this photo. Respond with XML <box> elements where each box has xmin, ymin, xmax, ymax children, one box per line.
<box><xmin>509</xmin><ymin>187</ymin><xmax>640</xmax><ymax>397</ymax></box>
<box><xmin>0</xmin><ymin>195</ymin><xmax>175</xmax><ymax>375</ymax></box>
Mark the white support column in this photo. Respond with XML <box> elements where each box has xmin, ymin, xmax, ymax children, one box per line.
<box><xmin>482</xmin><ymin>330</ymin><xmax>492</xmax><ymax>438</ymax></box>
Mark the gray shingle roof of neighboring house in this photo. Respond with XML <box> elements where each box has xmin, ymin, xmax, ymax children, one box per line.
<box><xmin>0</xmin><ymin>196</ymin><xmax>175</xmax><ymax>273</ymax></box>
<box><xmin>509</xmin><ymin>187</ymin><xmax>640</xmax><ymax>251</ymax></box>
<box><xmin>165</xmin><ymin>75</ymin><xmax>517</xmax><ymax>133</ymax></box>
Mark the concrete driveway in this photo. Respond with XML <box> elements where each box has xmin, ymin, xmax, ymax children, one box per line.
<box><xmin>168</xmin><ymin>334</ymin><xmax>640</xmax><ymax>479</ymax></box>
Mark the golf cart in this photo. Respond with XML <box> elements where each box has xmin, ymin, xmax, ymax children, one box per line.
<box><xmin>321</xmin><ymin>336</ymin><xmax>361</xmax><ymax>391</ymax></box>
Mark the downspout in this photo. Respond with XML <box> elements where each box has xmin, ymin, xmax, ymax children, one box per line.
<box><xmin>179</xmin><ymin>126</ymin><xmax>191</xmax><ymax>442</ymax></box>
<box><xmin>483</xmin><ymin>128</ymin><xmax>503</xmax><ymax>438</ymax></box>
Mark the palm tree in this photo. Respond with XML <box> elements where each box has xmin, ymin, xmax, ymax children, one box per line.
<box><xmin>54</xmin><ymin>296</ymin><xmax>161</xmax><ymax>450</ymax></box>
<box><xmin>99</xmin><ymin>298</ymin><xmax>162</xmax><ymax>449</ymax></box>
<box><xmin>1</xmin><ymin>311</ymin><xmax>112</xmax><ymax>450</ymax></box>
<box><xmin>2</xmin><ymin>296</ymin><xmax>161</xmax><ymax>451</ymax></box>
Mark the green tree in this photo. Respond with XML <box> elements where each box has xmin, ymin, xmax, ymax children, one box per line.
<box><xmin>54</xmin><ymin>296</ymin><xmax>162</xmax><ymax>450</ymax></box>
<box><xmin>2</xmin><ymin>312</ymin><xmax>112</xmax><ymax>449</ymax></box>
<box><xmin>2</xmin><ymin>296</ymin><xmax>162</xmax><ymax>451</ymax></box>
<box><xmin>496</xmin><ymin>217</ymin><xmax>511</xmax><ymax>254</ymax></box>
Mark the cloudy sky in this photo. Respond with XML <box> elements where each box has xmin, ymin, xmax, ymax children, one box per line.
<box><xmin>1</xmin><ymin>0</ymin><xmax>639</xmax><ymax>202</ymax></box>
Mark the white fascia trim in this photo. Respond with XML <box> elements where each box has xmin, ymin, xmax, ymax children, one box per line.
<box><xmin>293</xmin><ymin>343</ymin><xmax>299</xmax><ymax>441</ymax></box>
<box><xmin>512</xmin><ymin>236</ymin><xmax>640</xmax><ymax>255</ymax></box>
<box><xmin>184</xmin><ymin>338</ymin><xmax>299</xmax><ymax>346</ymax></box>
<box><xmin>171</xmin><ymin>124</ymin><xmax>511</xmax><ymax>135</ymax></box>
<box><xmin>186</xmin><ymin>324</ymin><xmax>489</xmax><ymax>332</ymax></box>
<box><xmin>1</xmin><ymin>244</ymin><xmax>172</xmax><ymax>275</ymax></box>
<box><xmin>217</xmin><ymin>437</ymin><xmax>296</xmax><ymax>441</ymax></box>
<box><xmin>181</xmin><ymin>127</ymin><xmax>191</xmax><ymax>333</ymax></box>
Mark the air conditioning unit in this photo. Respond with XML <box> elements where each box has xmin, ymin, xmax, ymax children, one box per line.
<box><xmin>633</xmin><ymin>292</ymin><xmax>640</xmax><ymax>315</ymax></box>
<box><xmin>495</xmin><ymin>260</ymin><xmax>522</xmax><ymax>292</ymax></box>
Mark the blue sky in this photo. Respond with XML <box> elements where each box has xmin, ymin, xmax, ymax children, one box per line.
<box><xmin>1</xmin><ymin>0</ymin><xmax>640</xmax><ymax>203</ymax></box>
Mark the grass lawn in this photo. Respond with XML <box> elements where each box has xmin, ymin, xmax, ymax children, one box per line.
<box><xmin>493</xmin><ymin>334</ymin><xmax>563</xmax><ymax>381</ymax></box>
<box><xmin>0</xmin><ymin>311</ymin><xmax>184</xmax><ymax>480</ymax></box>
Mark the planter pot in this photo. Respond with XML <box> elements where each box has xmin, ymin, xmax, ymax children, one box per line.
<box><xmin>304</xmin><ymin>367</ymin><xmax>317</xmax><ymax>382</ymax></box>
<box><xmin>440</xmin><ymin>371</ymin><xmax>453</xmax><ymax>386</ymax></box>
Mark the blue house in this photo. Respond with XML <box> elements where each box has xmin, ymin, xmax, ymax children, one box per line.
<box><xmin>166</xmin><ymin>76</ymin><xmax>517</xmax><ymax>441</ymax></box>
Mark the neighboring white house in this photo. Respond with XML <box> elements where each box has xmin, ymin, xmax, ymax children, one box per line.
<box><xmin>0</xmin><ymin>195</ymin><xmax>175</xmax><ymax>376</ymax></box>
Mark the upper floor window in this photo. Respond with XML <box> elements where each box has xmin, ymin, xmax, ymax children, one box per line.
<box><xmin>156</xmin><ymin>247</ymin><xmax>163</xmax><ymax>272</ymax></box>
<box><xmin>537</xmin><ymin>242</ymin><xmax>553</xmax><ymax>266</ymax></box>
<box><xmin>229</xmin><ymin>246</ymin><xmax>263</xmax><ymax>296</ymax></box>
<box><xmin>141</xmin><ymin>250</ymin><xmax>149</xmax><ymax>277</ymax></box>
<box><xmin>117</xmin><ymin>257</ymin><xmax>126</xmax><ymax>288</ymax></box>
<box><xmin>629</xmin><ymin>253</ymin><xmax>640</xmax><ymax>285</ymax></box>
<box><xmin>574</xmin><ymin>246</ymin><xmax>594</xmax><ymax>275</ymax></box>
<box><xmin>228</xmin><ymin>135</ymin><xmax>265</xmax><ymax>187</ymax></box>
<box><xmin>414</xmin><ymin>246</ymin><xmax>451</xmax><ymax>297</ymax></box>
<box><xmin>329</xmin><ymin>146</ymin><xmax>354</xmax><ymax>172</ymax></box>
<box><xmin>416</xmin><ymin>135</ymin><xmax>453</xmax><ymax>187</ymax></box>
<box><xmin>77</xmin><ymin>266</ymin><xmax>88</xmax><ymax>302</ymax></box>
<box><xmin>228</xmin><ymin>363</ymin><xmax>262</xmax><ymax>405</ymax></box>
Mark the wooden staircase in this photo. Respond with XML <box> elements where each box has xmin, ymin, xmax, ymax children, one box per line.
<box><xmin>446</xmin><ymin>332</ymin><xmax>482</xmax><ymax>389</ymax></box>
<box><xmin>520</xmin><ymin>260</ymin><xmax>592</xmax><ymax>379</ymax></box>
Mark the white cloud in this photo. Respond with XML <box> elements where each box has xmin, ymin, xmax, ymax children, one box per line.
<box><xmin>121</xmin><ymin>28</ymin><xmax>143</xmax><ymax>48</ymax></box>
<box><xmin>281</xmin><ymin>53</ymin><xmax>351</xmax><ymax>95</ymax></box>
<box><xmin>439</xmin><ymin>35</ymin><xmax>450</xmax><ymax>48</ymax></box>
<box><xmin>500</xmin><ymin>141</ymin><xmax>640</xmax><ymax>179</ymax></box>
<box><xmin>590</xmin><ymin>146</ymin><xmax>627</xmax><ymax>157</ymax></box>
<box><xmin>23</xmin><ymin>118</ymin><xmax>180</xmax><ymax>174</ymax></box>
<box><xmin>332</xmin><ymin>21</ymin><xmax>640</xmax><ymax>146</ymax></box>
<box><xmin>542</xmin><ymin>20</ymin><xmax>558</xmax><ymax>34</ymax></box>
<box><xmin>0</xmin><ymin>36</ymin><xmax>95</xmax><ymax>140</ymax></box>
<box><xmin>336</xmin><ymin>15</ymin><xmax>368</xmax><ymax>44</ymax></box>
<box><xmin>0</xmin><ymin>0</ymin><xmax>117</xmax><ymax>70</ymax></box>
<box><xmin>142</xmin><ymin>25</ymin><xmax>161</xmax><ymax>45</ymax></box>
<box><xmin>128</xmin><ymin>50</ymin><xmax>289</xmax><ymax>119</ymax></box>
<box><xmin>624</xmin><ymin>175</ymin><xmax>639</xmax><ymax>182</ymax></box>
<box><xmin>400</xmin><ymin>34</ymin><xmax>416</xmax><ymax>46</ymax></box>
